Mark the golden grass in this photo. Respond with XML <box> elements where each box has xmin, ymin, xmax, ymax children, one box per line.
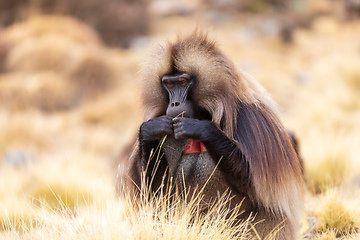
<box><xmin>0</xmin><ymin>72</ymin><xmax>75</xmax><ymax>112</ymax></box>
<box><xmin>311</xmin><ymin>231</ymin><xmax>337</xmax><ymax>240</ymax></box>
<box><xmin>121</xmin><ymin>188</ymin><xmax>256</xmax><ymax>240</ymax></box>
<box><xmin>0</xmin><ymin>193</ymin><xmax>254</xmax><ymax>240</ymax></box>
<box><xmin>0</xmin><ymin>115</ymin><xmax>51</xmax><ymax>156</ymax></box>
<box><xmin>304</xmin><ymin>134</ymin><xmax>355</xmax><ymax>194</ymax></box>
<box><xmin>0</xmin><ymin>159</ymin><xmax>263</xmax><ymax>240</ymax></box>
<box><xmin>0</xmin><ymin>151</ymin><xmax>112</xmax><ymax>231</ymax></box>
<box><xmin>315</xmin><ymin>189</ymin><xmax>360</xmax><ymax>236</ymax></box>
<box><xmin>79</xmin><ymin>84</ymin><xmax>142</xmax><ymax>125</ymax></box>
<box><xmin>2</xmin><ymin>15</ymin><xmax>101</xmax><ymax>48</ymax></box>
<box><xmin>1</xmin><ymin>14</ymin><xmax>137</xmax><ymax>113</ymax></box>
<box><xmin>6</xmin><ymin>34</ymin><xmax>85</xmax><ymax>73</ymax></box>
<box><xmin>69</xmin><ymin>49</ymin><xmax>119</xmax><ymax>99</ymax></box>
<box><xmin>314</xmin><ymin>232</ymin><xmax>360</xmax><ymax>240</ymax></box>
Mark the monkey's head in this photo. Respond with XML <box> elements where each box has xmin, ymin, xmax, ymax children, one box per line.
<box><xmin>140</xmin><ymin>30</ymin><xmax>271</xmax><ymax>139</ymax></box>
<box><xmin>161</xmin><ymin>73</ymin><xmax>194</xmax><ymax>118</ymax></box>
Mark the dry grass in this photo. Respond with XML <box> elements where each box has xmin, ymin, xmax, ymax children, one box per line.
<box><xmin>0</xmin><ymin>72</ymin><xmax>75</xmax><ymax>112</ymax></box>
<box><xmin>0</xmin><ymin>151</ymin><xmax>112</xmax><ymax>230</ymax></box>
<box><xmin>0</xmin><ymin>113</ymin><xmax>52</xmax><ymax>156</ymax></box>
<box><xmin>6</xmin><ymin>34</ymin><xmax>85</xmax><ymax>73</ymax></box>
<box><xmin>79</xmin><ymin>84</ymin><xmax>142</xmax><ymax>126</ymax></box>
<box><xmin>304</xmin><ymin>133</ymin><xmax>356</xmax><ymax>194</ymax></box>
<box><xmin>0</xmin><ymin>195</ymin><xmax>251</xmax><ymax>240</ymax></box>
<box><xmin>0</xmin><ymin>158</ymin><xmax>263</xmax><ymax>240</ymax></box>
<box><xmin>0</xmin><ymin>15</ymin><xmax>141</xmax><ymax>113</ymax></box>
<box><xmin>2</xmin><ymin>15</ymin><xmax>101</xmax><ymax>48</ymax></box>
<box><xmin>120</xmin><ymin>189</ymin><xmax>256</xmax><ymax>240</ymax></box>
<box><xmin>315</xmin><ymin>189</ymin><xmax>359</xmax><ymax>236</ymax></box>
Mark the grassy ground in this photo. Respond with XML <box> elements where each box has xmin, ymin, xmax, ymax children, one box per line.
<box><xmin>0</xmin><ymin>7</ymin><xmax>360</xmax><ymax>240</ymax></box>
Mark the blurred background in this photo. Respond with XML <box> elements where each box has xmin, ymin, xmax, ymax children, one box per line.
<box><xmin>0</xmin><ymin>0</ymin><xmax>360</xmax><ymax>238</ymax></box>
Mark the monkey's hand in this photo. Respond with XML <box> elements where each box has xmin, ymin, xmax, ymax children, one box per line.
<box><xmin>173</xmin><ymin>117</ymin><xmax>211</xmax><ymax>140</ymax></box>
<box><xmin>174</xmin><ymin>117</ymin><xmax>249</xmax><ymax>183</ymax></box>
<box><xmin>140</xmin><ymin>115</ymin><xmax>174</xmax><ymax>141</ymax></box>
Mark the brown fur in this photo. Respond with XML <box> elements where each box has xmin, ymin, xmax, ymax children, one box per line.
<box><xmin>125</xmin><ymin>30</ymin><xmax>304</xmax><ymax>239</ymax></box>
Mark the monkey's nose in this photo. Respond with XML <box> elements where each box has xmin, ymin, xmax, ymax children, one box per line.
<box><xmin>166</xmin><ymin>101</ymin><xmax>193</xmax><ymax>118</ymax></box>
<box><xmin>171</xmin><ymin>102</ymin><xmax>181</xmax><ymax>107</ymax></box>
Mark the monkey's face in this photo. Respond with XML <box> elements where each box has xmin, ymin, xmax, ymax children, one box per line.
<box><xmin>161</xmin><ymin>73</ymin><xmax>194</xmax><ymax>118</ymax></box>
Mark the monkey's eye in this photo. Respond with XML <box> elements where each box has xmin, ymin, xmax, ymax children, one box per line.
<box><xmin>164</xmin><ymin>80</ymin><xmax>174</xmax><ymax>87</ymax></box>
<box><xmin>178</xmin><ymin>78</ymin><xmax>187</xmax><ymax>86</ymax></box>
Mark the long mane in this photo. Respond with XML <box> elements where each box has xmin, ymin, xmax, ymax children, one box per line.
<box><xmin>140</xmin><ymin>31</ymin><xmax>303</xmax><ymax>228</ymax></box>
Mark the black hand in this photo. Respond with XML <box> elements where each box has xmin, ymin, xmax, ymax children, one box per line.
<box><xmin>173</xmin><ymin>116</ymin><xmax>249</xmax><ymax>182</ymax></box>
<box><xmin>140</xmin><ymin>115</ymin><xmax>173</xmax><ymax>141</ymax></box>
<box><xmin>173</xmin><ymin>117</ymin><xmax>210</xmax><ymax>140</ymax></box>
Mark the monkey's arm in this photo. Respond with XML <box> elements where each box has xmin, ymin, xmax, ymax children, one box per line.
<box><xmin>173</xmin><ymin>117</ymin><xmax>250</xmax><ymax>186</ymax></box>
<box><xmin>129</xmin><ymin>115</ymin><xmax>173</xmax><ymax>191</ymax></box>
<box><xmin>139</xmin><ymin>115</ymin><xmax>173</xmax><ymax>162</ymax></box>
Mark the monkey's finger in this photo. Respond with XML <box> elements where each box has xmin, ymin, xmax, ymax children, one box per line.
<box><xmin>159</xmin><ymin>116</ymin><xmax>174</xmax><ymax>126</ymax></box>
<box><xmin>174</xmin><ymin>127</ymin><xmax>183</xmax><ymax>135</ymax></box>
<box><xmin>161</xmin><ymin>115</ymin><xmax>174</xmax><ymax>123</ymax></box>
<box><xmin>162</xmin><ymin>123</ymin><xmax>174</xmax><ymax>132</ymax></box>
<box><xmin>174</xmin><ymin>124</ymin><xmax>189</xmax><ymax>138</ymax></box>
<box><xmin>172</xmin><ymin>117</ymin><xmax>182</xmax><ymax>123</ymax></box>
<box><xmin>174</xmin><ymin>130</ymin><xmax>185</xmax><ymax>139</ymax></box>
<box><xmin>163</xmin><ymin>115</ymin><xmax>174</xmax><ymax>120</ymax></box>
<box><xmin>173</xmin><ymin>121</ymin><xmax>184</xmax><ymax>130</ymax></box>
<box><xmin>173</xmin><ymin>116</ymin><xmax>188</xmax><ymax>123</ymax></box>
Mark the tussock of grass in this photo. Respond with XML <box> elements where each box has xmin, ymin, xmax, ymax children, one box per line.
<box><xmin>6</xmin><ymin>34</ymin><xmax>86</xmax><ymax>73</ymax></box>
<box><xmin>0</xmin><ymin>152</ymin><xmax>112</xmax><ymax>233</ymax></box>
<box><xmin>315</xmin><ymin>189</ymin><xmax>359</xmax><ymax>236</ymax></box>
<box><xmin>4</xmin><ymin>34</ymin><xmax>118</xmax><ymax>107</ymax></box>
<box><xmin>115</xmin><ymin>139</ymin><xmax>272</xmax><ymax>240</ymax></box>
<box><xmin>312</xmin><ymin>230</ymin><xmax>337</xmax><ymax>240</ymax></box>
<box><xmin>26</xmin><ymin>182</ymin><xmax>94</xmax><ymax>210</ymax></box>
<box><xmin>1</xmin><ymin>15</ymin><xmax>133</xmax><ymax>113</ymax></box>
<box><xmin>79</xmin><ymin>85</ymin><xmax>142</xmax><ymax>126</ymax></box>
<box><xmin>341</xmin><ymin>60</ymin><xmax>360</xmax><ymax>93</ymax></box>
<box><xmin>3</xmin><ymin>15</ymin><xmax>101</xmax><ymax>48</ymax></box>
<box><xmin>123</xmin><ymin>189</ymin><xmax>256</xmax><ymax>240</ymax></box>
<box><xmin>0</xmin><ymin>72</ymin><xmax>75</xmax><ymax>112</ymax></box>
<box><xmin>0</xmin><ymin>151</ymin><xmax>266</xmax><ymax>240</ymax></box>
<box><xmin>0</xmin><ymin>116</ymin><xmax>51</xmax><ymax>156</ymax></box>
<box><xmin>69</xmin><ymin>50</ymin><xmax>117</xmax><ymax>92</ymax></box>
<box><xmin>304</xmin><ymin>133</ymin><xmax>355</xmax><ymax>194</ymax></box>
<box><xmin>0</xmin><ymin>199</ymin><xmax>44</xmax><ymax>232</ymax></box>
<box><xmin>340</xmin><ymin>63</ymin><xmax>360</xmax><ymax>112</ymax></box>
<box><xmin>313</xmin><ymin>231</ymin><xmax>360</xmax><ymax>240</ymax></box>
<box><xmin>305</xmin><ymin>151</ymin><xmax>352</xmax><ymax>194</ymax></box>
<box><xmin>1</xmin><ymin>178</ymin><xmax>261</xmax><ymax>240</ymax></box>
<box><xmin>7</xmin><ymin>192</ymin><xmax>257</xmax><ymax>240</ymax></box>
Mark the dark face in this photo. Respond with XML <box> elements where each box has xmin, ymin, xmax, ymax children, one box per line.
<box><xmin>161</xmin><ymin>73</ymin><xmax>194</xmax><ymax>118</ymax></box>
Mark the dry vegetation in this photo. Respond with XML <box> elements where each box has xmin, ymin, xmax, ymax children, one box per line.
<box><xmin>1</xmin><ymin>0</ymin><xmax>360</xmax><ymax>239</ymax></box>
<box><xmin>0</xmin><ymin>0</ymin><xmax>149</xmax><ymax>47</ymax></box>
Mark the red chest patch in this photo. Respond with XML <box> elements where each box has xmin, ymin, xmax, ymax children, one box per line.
<box><xmin>182</xmin><ymin>139</ymin><xmax>207</xmax><ymax>154</ymax></box>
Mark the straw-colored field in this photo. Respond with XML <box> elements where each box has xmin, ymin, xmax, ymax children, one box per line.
<box><xmin>1</xmin><ymin>3</ymin><xmax>360</xmax><ymax>239</ymax></box>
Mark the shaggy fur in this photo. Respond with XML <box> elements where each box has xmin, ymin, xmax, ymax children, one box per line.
<box><xmin>125</xmin><ymin>30</ymin><xmax>304</xmax><ymax>239</ymax></box>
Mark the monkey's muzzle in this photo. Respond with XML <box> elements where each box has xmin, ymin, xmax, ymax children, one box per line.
<box><xmin>166</xmin><ymin>101</ymin><xmax>194</xmax><ymax>118</ymax></box>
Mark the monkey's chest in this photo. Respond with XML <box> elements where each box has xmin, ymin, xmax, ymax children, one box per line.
<box><xmin>162</xmin><ymin>135</ymin><xmax>228</xmax><ymax>194</ymax></box>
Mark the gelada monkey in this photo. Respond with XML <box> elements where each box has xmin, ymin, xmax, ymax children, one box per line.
<box><xmin>122</xmin><ymin>30</ymin><xmax>304</xmax><ymax>239</ymax></box>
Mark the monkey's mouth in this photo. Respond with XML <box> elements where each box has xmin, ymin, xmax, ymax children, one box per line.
<box><xmin>167</xmin><ymin>110</ymin><xmax>193</xmax><ymax>118</ymax></box>
<box><xmin>166</xmin><ymin>102</ymin><xmax>194</xmax><ymax>118</ymax></box>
